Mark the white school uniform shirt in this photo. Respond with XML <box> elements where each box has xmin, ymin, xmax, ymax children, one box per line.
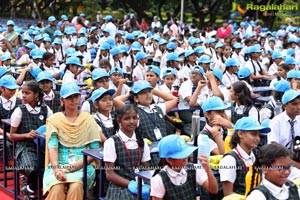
<box><xmin>77</xmin><ymin>51</ymin><xmax>91</xmax><ymax>65</ymax></box>
<box><xmin>245</xmin><ymin>59</ymin><xmax>264</xmax><ymax>77</ymax></box>
<box><xmin>0</xmin><ymin>95</ymin><xmax>17</xmax><ymax>111</ymax></box>
<box><xmin>208</xmin><ymin>85</ymin><xmax>230</xmax><ymax>102</ymax></box>
<box><xmin>246</xmin><ymin>178</ymin><xmax>300</xmax><ymax>200</ymax></box>
<box><xmin>150</xmin><ymin>164</ymin><xmax>208</xmax><ymax>198</ymax></box>
<box><xmin>268</xmin><ymin>111</ymin><xmax>300</xmax><ymax>148</ymax></box>
<box><xmin>103</xmin><ymin>130</ymin><xmax>151</xmax><ymax>163</ymax></box>
<box><xmin>10</xmin><ymin>104</ymin><xmax>53</xmax><ymax>128</ymax></box>
<box><xmin>222</xmin><ymin>71</ymin><xmax>239</xmax><ymax>88</ymax></box>
<box><xmin>198</xmin><ymin>124</ymin><xmax>222</xmax><ymax>152</ymax></box>
<box><xmin>93</xmin><ymin>53</ymin><xmax>110</xmax><ymax>68</ymax></box>
<box><xmin>132</xmin><ymin>63</ymin><xmax>147</xmax><ymax>81</ymax></box>
<box><xmin>268</xmin><ymin>62</ymin><xmax>279</xmax><ymax>75</ymax></box>
<box><xmin>62</xmin><ymin>70</ymin><xmax>77</xmax><ymax>84</ymax></box>
<box><xmin>16</xmin><ymin>54</ymin><xmax>30</xmax><ymax>66</ymax></box>
<box><xmin>109</xmin><ymin>81</ymin><xmax>130</xmax><ymax>96</ymax></box>
<box><xmin>93</xmin><ymin>112</ymin><xmax>113</xmax><ymax>129</ymax></box>
<box><xmin>180</xmin><ymin>63</ymin><xmax>195</xmax><ymax>80</ymax></box>
<box><xmin>219</xmin><ymin>144</ymin><xmax>255</xmax><ymax>183</ymax></box>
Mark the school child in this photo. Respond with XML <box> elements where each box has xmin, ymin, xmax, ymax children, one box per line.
<box><xmin>40</xmin><ymin>52</ymin><xmax>60</xmax><ymax>80</ymax></box>
<box><xmin>268</xmin><ymin>51</ymin><xmax>283</xmax><ymax>75</ymax></box>
<box><xmin>145</xmin><ymin>65</ymin><xmax>161</xmax><ymax>101</ymax></box>
<box><xmin>1</xmin><ymin>53</ymin><xmax>13</xmax><ymax>71</ymax></box>
<box><xmin>219</xmin><ymin>117</ymin><xmax>270</xmax><ymax>197</ymax></box>
<box><xmin>0</xmin><ymin>75</ymin><xmax>22</xmax><ymax>162</ymax></box>
<box><xmin>284</xmin><ymin>56</ymin><xmax>297</xmax><ymax>71</ymax></box>
<box><xmin>286</xmin><ymin>69</ymin><xmax>300</xmax><ymax>90</ymax></box>
<box><xmin>109</xmin><ymin>67</ymin><xmax>130</xmax><ymax>96</ymax></box>
<box><xmin>180</xmin><ymin>50</ymin><xmax>197</xmax><ymax>80</ymax></box>
<box><xmin>16</xmin><ymin>65</ymin><xmax>42</xmax><ymax>86</ymax></box>
<box><xmin>0</xmin><ymin>67</ymin><xmax>10</xmax><ymax>79</ymax></box>
<box><xmin>36</xmin><ymin>71</ymin><xmax>61</xmax><ymax>113</ymax></box>
<box><xmin>259</xmin><ymin>80</ymin><xmax>290</xmax><ymax>122</ymax></box>
<box><xmin>246</xmin><ymin>143</ymin><xmax>300</xmax><ymax>200</ymax></box>
<box><xmin>91</xmin><ymin>87</ymin><xmax>116</xmax><ymax>140</ymax></box>
<box><xmin>197</xmin><ymin>54</ymin><xmax>212</xmax><ymax>73</ymax></box>
<box><xmin>199</xmin><ymin>96</ymin><xmax>233</xmax><ymax>155</ymax></box>
<box><xmin>110</xmin><ymin>46</ymin><xmax>122</xmax><ymax>69</ymax></box>
<box><xmin>10</xmin><ymin>80</ymin><xmax>53</xmax><ymax>196</ymax></box>
<box><xmin>76</xmin><ymin>37</ymin><xmax>91</xmax><ymax>65</ymax></box>
<box><xmin>99</xmin><ymin>59</ymin><xmax>112</xmax><ymax>73</ymax></box>
<box><xmin>29</xmin><ymin>48</ymin><xmax>44</xmax><ymax>68</ymax></box>
<box><xmin>103</xmin><ymin>104</ymin><xmax>151</xmax><ymax>200</ymax></box>
<box><xmin>62</xmin><ymin>56</ymin><xmax>83</xmax><ymax>84</ymax></box>
<box><xmin>231</xmin><ymin>42</ymin><xmax>244</xmax><ymax>66</ymax></box>
<box><xmin>125</xmin><ymin>41</ymin><xmax>140</xmax><ymax>77</ymax></box>
<box><xmin>150</xmin><ymin>134</ymin><xmax>218</xmax><ymax>199</ymax></box>
<box><xmin>132</xmin><ymin>52</ymin><xmax>148</xmax><ymax>81</ymax></box>
<box><xmin>92</xmin><ymin>42</ymin><xmax>111</xmax><ymax>69</ymax></box>
<box><xmin>222</xmin><ymin>58</ymin><xmax>239</xmax><ymax>89</ymax></box>
<box><xmin>52</xmin><ymin>38</ymin><xmax>65</xmax><ymax>66</ymax></box>
<box><xmin>16</xmin><ymin>42</ymin><xmax>36</xmax><ymax>66</ymax></box>
<box><xmin>269</xmin><ymin>63</ymin><xmax>290</xmax><ymax>89</ymax></box>
<box><xmin>230</xmin><ymin>81</ymin><xmax>259</xmax><ymax>123</ymax></box>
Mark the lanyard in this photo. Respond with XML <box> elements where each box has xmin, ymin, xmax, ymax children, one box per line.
<box><xmin>43</xmin><ymin>92</ymin><xmax>54</xmax><ymax>111</ymax></box>
<box><xmin>119</xmin><ymin>135</ymin><xmax>141</xmax><ymax>168</ymax></box>
<box><xmin>235</xmin><ymin>148</ymin><xmax>249</xmax><ymax>173</ymax></box>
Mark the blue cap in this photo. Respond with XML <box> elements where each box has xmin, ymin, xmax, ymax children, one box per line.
<box><xmin>60</xmin><ymin>82</ymin><xmax>80</xmax><ymax>98</ymax></box>
<box><xmin>265</xmin><ymin>49</ymin><xmax>273</xmax><ymax>55</ymax></box>
<box><xmin>286</xmin><ymin>48</ymin><xmax>295</xmax><ymax>56</ymax></box>
<box><xmin>184</xmin><ymin>50</ymin><xmax>194</xmax><ymax>57</ymax></box>
<box><xmin>240</xmin><ymin>22</ymin><xmax>246</xmax><ymax>26</ymax></box>
<box><xmin>7</xmin><ymin>20</ymin><xmax>15</xmax><ymax>26</ymax></box>
<box><xmin>191</xmin><ymin>66</ymin><xmax>205</xmax><ymax>76</ymax></box>
<box><xmin>152</xmin><ymin>35</ymin><xmax>160</xmax><ymax>41</ymax></box>
<box><xmin>194</xmin><ymin>46</ymin><xmax>205</xmax><ymax>54</ymax></box>
<box><xmin>147</xmin><ymin>65</ymin><xmax>160</xmax><ymax>76</ymax></box>
<box><xmin>205</xmin><ymin>38</ymin><xmax>217</xmax><ymax>44</ymax></box>
<box><xmin>110</xmin><ymin>47</ymin><xmax>121</xmax><ymax>56</ymax></box>
<box><xmin>238</xmin><ymin>67</ymin><xmax>251</xmax><ymax>79</ymax></box>
<box><xmin>0</xmin><ymin>75</ymin><xmax>19</xmax><ymax>89</ymax></box>
<box><xmin>135</xmin><ymin>52</ymin><xmax>148</xmax><ymax>61</ymax></box>
<box><xmin>25</xmin><ymin>42</ymin><xmax>36</xmax><ymax>49</ymax></box>
<box><xmin>91</xmin><ymin>88</ymin><xmax>115</xmax><ymax>103</ymax></box>
<box><xmin>65</xmin><ymin>47</ymin><xmax>76</xmax><ymax>57</ymax></box>
<box><xmin>53</xmin><ymin>30</ymin><xmax>63</xmax><ymax>37</ymax></box>
<box><xmin>212</xmin><ymin>68</ymin><xmax>223</xmax><ymax>82</ymax></box>
<box><xmin>166</xmin><ymin>42</ymin><xmax>176</xmax><ymax>50</ymax></box>
<box><xmin>29</xmin><ymin>67</ymin><xmax>42</xmax><ymax>79</ymax></box>
<box><xmin>110</xmin><ymin>67</ymin><xmax>123</xmax><ymax>75</ymax></box>
<box><xmin>48</xmin><ymin>16</ymin><xmax>56</xmax><ymax>22</ymax></box>
<box><xmin>80</xmin><ymin>13</ymin><xmax>86</xmax><ymax>17</ymax></box>
<box><xmin>202</xmin><ymin>96</ymin><xmax>228</xmax><ymax>112</ymax></box>
<box><xmin>162</xmin><ymin>68</ymin><xmax>176</xmax><ymax>78</ymax></box>
<box><xmin>66</xmin><ymin>57</ymin><xmax>83</xmax><ymax>68</ymax></box>
<box><xmin>192</xmin><ymin>38</ymin><xmax>202</xmax><ymax>44</ymax></box>
<box><xmin>132</xmin><ymin>30</ymin><xmax>141</xmax><ymax>37</ymax></box>
<box><xmin>272</xmin><ymin>52</ymin><xmax>283</xmax><ymax>59</ymax></box>
<box><xmin>132</xmin><ymin>80</ymin><xmax>153</xmax><ymax>94</ymax></box>
<box><xmin>52</xmin><ymin>38</ymin><xmax>62</xmax><ymax>45</ymax></box>
<box><xmin>1</xmin><ymin>53</ymin><xmax>11</xmax><ymax>61</ymax></box>
<box><xmin>76</xmin><ymin>38</ymin><xmax>87</xmax><ymax>46</ymax></box>
<box><xmin>287</xmin><ymin>70</ymin><xmax>300</xmax><ymax>79</ymax></box>
<box><xmin>104</xmin><ymin>15</ymin><xmax>113</xmax><ymax>20</ymax></box>
<box><xmin>234</xmin><ymin>117</ymin><xmax>271</xmax><ymax>133</ymax></box>
<box><xmin>90</xmin><ymin>26</ymin><xmax>98</xmax><ymax>32</ymax></box>
<box><xmin>23</xmin><ymin>35</ymin><xmax>32</xmax><ymax>42</ymax></box>
<box><xmin>100</xmin><ymin>42</ymin><xmax>110</xmax><ymax>50</ymax></box>
<box><xmin>34</xmin><ymin>125</ymin><xmax>46</xmax><ymax>146</ymax></box>
<box><xmin>248</xmin><ymin>46</ymin><xmax>261</xmax><ymax>53</ymax></box>
<box><xmin>106</xmin><ymin>37</ymin><xmax>115</xmax><ymax>48</ymax></box>
<box><xmin>233</xmin><ymin>43</ymin><xmax>243</xmax><ymax>49</ymax></box>
<box><xmin>215</xmin><ymin>42</ymin><xmax>224</xmax><ymax>49</ymax></box>
<box><xmin>125</xmin><ymin>33</ymin><xmax>134</xmax><ymax>40</ymax></box>
<box><xmin>269</xmin><ymin>37</ymin><xmax>276</xmax><ymax>42</ymax></box>
<box><xmin>33</xmin><ymin>35</ymin><xmax>43</xmax><ymax>41</ymax></box>
<box><xmin>169</xmin><ymin>37</ymin><xmax>177</xmax><ymax>42</ymax></box>
<box><xmin>78</xmin><ymin>27</ymin><xmax>87</xmax><ymax>35</ymax></box>
<box><xmin>158</xmin><ymin>135</ymin><xmax>197</xmax><ymax>159</ymax></box>
<box><xmin>225</xmin><ymin>58</ymin><xmax>239</xmax><ymax>67</ymax></box>
<box><xmin>198</xmin><ymin>55</ymin><xmax>212</xmax><ymax>64</ymax></box>
<box><xmin>282</xmin><ymin>89</ymin><xmax>300</xmax><ymax>105</ymax></box>
<box><xmin>296</xmin><ymin>38</ymin><xmax>300</xmax><ymax>43</ymax></box>
<box><xmin>36</xmin><ymin>71</ymin><xmax>53</xmax><ymax>82</ymax></box>
<box><xmin>274</xmin><ymin>80</ymin><xmax>291</xmax><ymax>92</ymax></box>
<box><xmin>244</xmin><ymin>33</ymin><xmax>254</xmax><ymax>39</ymax></box>
<box><xmin>288</xmin><ymin>38</ymin><xmax>296</xmax><ymax>43</ymax></box>
<box><xmin>92</xmin><ymin>68</ymin><xmax>109</xmax><ymax>80</ymax></box>
<box><xmin>30</xmin><ymin>49</ymin><xmax>44</xmax><ymax>59</ymax></box>
<box><xmin>119</xmin><ymin>44</ymin><xmax>128</xmax><ymax>53</ymax></box>
<box><xmin>0</xmin><ymin>68</ymin><xmax>10</xmax><ymax>78</ymax></box>
<box><xmin>166</xmin><ymin>52</ymin><xmax>182</xmax><ymax>62</ymax></box>
<box><xmin>158</xmin><ymin>39</ymin><xmax>167</xmax><ymax>46</ymax></box>
<box><xmin>131</xmin><ymin>41</ymin><xmax>141</xmax><ymax>51</ymax></box>
<box><xmin>284</xmin><ymin>56</ymin><xmax>296</xmax><ymax>65</ymax></box>
<box><xmin>61</xmin><ymin>14</ymin><xmax>67</xmax><ymax>20</ymax></box>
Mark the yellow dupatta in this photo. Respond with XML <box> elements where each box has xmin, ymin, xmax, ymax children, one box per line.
<box><xmin>45</xmin><ymin>112</ymin><xmax>101</xmax><ymax>167</ymax></box>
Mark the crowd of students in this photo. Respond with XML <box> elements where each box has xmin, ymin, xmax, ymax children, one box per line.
<box><xmin>0</xmin><ymin>13</ymin><xmax>300</xmax><ymax>199</ymax></box>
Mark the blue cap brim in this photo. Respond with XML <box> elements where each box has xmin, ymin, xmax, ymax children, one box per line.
<box><xmin>169</xmin><ymin>146</ymin><xmax>198</xmax><ymax>159</ymax></box>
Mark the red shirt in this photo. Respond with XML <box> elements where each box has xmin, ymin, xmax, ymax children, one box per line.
<box><xmin>216</xmin><ymin>27</ymin><xmax>232</xmax><ymax>39</ymax></box>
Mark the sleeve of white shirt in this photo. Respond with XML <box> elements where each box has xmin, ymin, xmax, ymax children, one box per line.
<box><xmin>196</xmin><ymin>166</ymin><xmax>208</xmax><ymax>186</ymax></box>
<box><xmin>47</xmin><ymin>106</ymin><xmax>53</xmax><ymax>118</ymax></box>
<box><xmin>219</xmin><ymin>155</ymin><xmax>237</xmax><ymax>183</ymax></box>
<box><xmin>157</xmin><ymin>103</ymin><xmax>166</xmax><ymax>116</ymax></box>
<box><xmin>248</xmin><ymin>107</ymin><xmax>259</xmax><ymax>122</ymax></box>
<box><xmin>246</xmin><ymin>189</ymin><xmax>267</xmax><ymax>200</ymax></box>
<box><xmin>150</xmin><ymin>174</ymin><xmax>166</xmax><ymax>198</ymax></box>
<box><xmin>103</xmin><ymin>138</ymin><xmax>117</xmax><ymax>162</ymax></box>
<box><xmin>268</xmin><ymin>117</ymin><xmax>280</xmax><ymax>144</ymax></box>
<box><xmin>81</xmin><ymin>101</ymin><xmax>91</xmax><ymax>113</ymax></box>
<box><xmin>142</xmin><ymin>142</ymin><xmax>151</xmax><ymax>162</ymax></box>
<box><xmin>10</xmin><ymin>107</ymin><xmax>22</xmax><ymax>128</ymax></box>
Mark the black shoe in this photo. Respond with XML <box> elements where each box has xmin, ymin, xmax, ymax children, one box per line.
<box><xmin>21</xmin><ymin>185</ymin><xmax>35</xmax><ymax>198</ymax></box>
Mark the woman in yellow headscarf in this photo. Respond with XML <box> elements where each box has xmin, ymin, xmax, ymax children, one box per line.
<box><xmin>43</xmin><ymin>82</ymin><xmax>101</xmax><ymax>200</ymax></box>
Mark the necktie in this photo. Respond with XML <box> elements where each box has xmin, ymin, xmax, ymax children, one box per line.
<box><xmin>289</xmin><ymin>120</ymin><xmax>295</xmax><ymax>140</ymax></box>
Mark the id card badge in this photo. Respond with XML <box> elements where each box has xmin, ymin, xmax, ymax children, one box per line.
<box><xmin>154</xmin><ymin>128</ymin><xmax>162</xmax><ymax>140</ymax></box>
<box><xmin>68</xmin><ymin>154</ymin><xmax>76</xmax><ymax>164</ymax></box>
